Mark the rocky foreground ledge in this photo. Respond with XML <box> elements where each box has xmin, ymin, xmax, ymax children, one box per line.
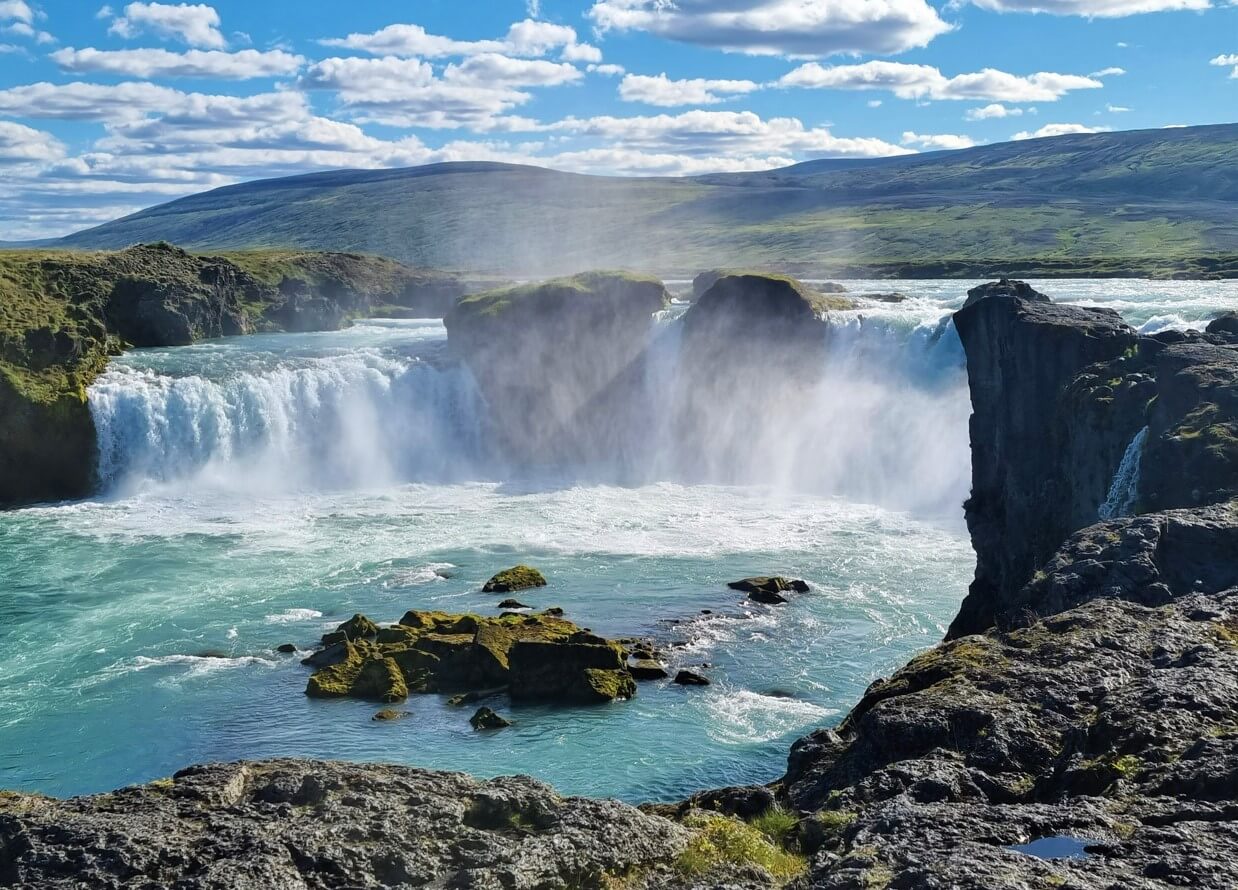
<box><xmin>3</xmin><ymin>284</ymin><xmax>1237</xmax><ymax>889</ymax></box>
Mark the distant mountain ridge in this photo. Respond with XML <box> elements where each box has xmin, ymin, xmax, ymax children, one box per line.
<box><xmin>47</xmin><ymin>123</ymin><xmax>1238</xmax><ymax>277</ymax></box>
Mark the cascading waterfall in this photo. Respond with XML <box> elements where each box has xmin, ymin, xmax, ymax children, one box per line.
<box><xmin>86</xmin><ymin>307</ymin><xmax>972</xmax><ymax>515</ymax></box>
<box><xmin>1099</xmin><ymin>425</ymin><xmax>1150</xmax><ymax>520</ymax></box>
<box><xmin>89</xmin><ymin>347</ymin><xmax>492</xmax><ymax>494</ymax></box>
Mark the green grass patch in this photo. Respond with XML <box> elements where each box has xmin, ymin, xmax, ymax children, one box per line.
<box><xmin>677</xmin><ymin>813</ymin><xmax>808</xmax><ymax>882</ymax></box>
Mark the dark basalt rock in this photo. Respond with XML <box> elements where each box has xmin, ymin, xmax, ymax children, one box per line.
<box><xmin>274</xmin><ymin>643</ymin><xmax>297</xmax><ymax>654</ymax></box>
<box><xmin>961</xmin><ymin>277</ymin><xmax>1051</xmax><ymax>309</ymax></box>
<box><xmin>628</xmin><ymin>658</ymin><xmax>669</xmax><ymax>680</ymax></box>
<box><xmin>949</xmin><ymin>293</ymin><xmax>1139</xmax><ymax>638</ymax></box>
<box><xmin>691</xmin><ymin>268</ymin><xmax>847</xmax><ymax>300</ymax></box>
<box><xmin>674</xmin><ymin>669</ymin><xmax>710</xmax><ymax>686</ymax></box>
<box><xmin>1206</xmin><ymin>311</ymin><xmax>1238</xmax><ymax>337</ymax></box>
<box><xmin>728</xmin><ymin>576</ymin><xmax>810</xmax><ymax>603</ymax></box>
<box><xmin>497</xmin><ymin>598</ymin><xmax>530</xmax><ymax>609</ymax></box>
<box><xmin>372</xmin><ymin>708</ymin><xmax>409</xmax><ymax>722</ymax></box>
<box><xmin>0</xmin><ymin>760</ymin><xmax>689</xmax><ymax>889</ymax></box>
<box><xmin>469</xmin><ymin>707</ymin><xmax>512</xmax><ymax>730</ymax></box>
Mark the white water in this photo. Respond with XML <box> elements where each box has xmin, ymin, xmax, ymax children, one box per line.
<box><xmin>1099</xmin><ymin>425</ymin><xmax>1150</xmax><ymax>520</ymax></box>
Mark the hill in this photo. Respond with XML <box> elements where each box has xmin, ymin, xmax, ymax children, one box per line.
<box><xmin>48</xmin><ymin>123</ymin><xmax>1238</xmax><ymax>278</ymax></box>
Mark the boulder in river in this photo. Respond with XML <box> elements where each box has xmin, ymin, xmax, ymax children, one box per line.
<box><xmin>674</xmin><ymin>670</ymin><xmax>711</xmax><ymax>686</ymax></box>
<box><xmin>961</xmin><ymin>277</ymin><xmax>1051</xmax><ymax>309</ymax></box>
<box><xmin>321</xmin><ymin>613</ymin><xmax>379</xmax><ymax>646</ymax></box>
<box><xmin>628</xmin><ymin>659</ymin><xmax>670</xmax><ymax>680</ymax></box>
<box><xmin>302</xmin><ymin>610</ymin><xmax>636</xmax><ymax>706</ymax></box>
<box><xmin>483</xmin><ymin>565</ymin><xmax>547</xmax><ymax>593</ymax></box>
<box><xmin>469</xmin><ymin>707</ymin><xmax>512</xmax><ymax>730</ymax></box>
<box><xmin>728</xmin><ymin>577</ymin><xmax>810</xmax><ymax>605</ymax></box>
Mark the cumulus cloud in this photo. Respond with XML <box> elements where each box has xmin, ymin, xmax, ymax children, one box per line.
<box><xmin>779</xmin><ymin>61</ymin><xmax>1101</xmax><ymax>102</ymax></box>
<box><xmin>965</xmin><ymin>102</ymin><xmax>1023</xmax><ymax>119</ymax></box>
<box><xmin>107</xmin><ymin>2</ymin><xmax>227</xmax><ymax>49</ymax></box>
<box><xmin>51</xmin><ymin>46</ymin><xmax>304</xmax><ymax>78</ymax></box>
<box><xmin>320</xmin><ymin>18</ymin><xmax>590</xmax><ymax>60</ymax></box>
<box><xmin>1013</xmin><ymin>122</ymin><xmax>1111</xmax><ymax>139</ymax></box>
<box><xmin>901</xmin><ymin>130</ymin><xmax>977</xmax><ymax>149</ymax></box>
<box><xmin>0</xmin><ymin>80</ymin><xmax>186</xmax><ymax>119</ymax></box>
<box><xmin>618</xmin><ymin>72</ymin><xmax>761</xmax><ymax>106</ymax></box>
<box><xmin>561</xmin><ymin>41</ymin><xmax>603</xmax><ymax>63</ymax></box>
<box><xmin>299</xmin><ymin>54</ymin><xmax>579</xmax><ymax>129</ymax></box>
<box><xmin>0</xmin><ymin>1</ymin><xmax>32</xmax><ymax>23</ymax></box>
<box><xmin>587</xmin><ymin>0</ymin><xmax>952</xmax><ymax>57</ymax></box>
<box><xmin>967</xmin><ymin>0</ymin><xmax>1207</xmax><ymax>15</ymax></box>
<box><xmin>0</xmin><ymin>121</ymin><xmax>65</xmax><ymax>163</ymax></box>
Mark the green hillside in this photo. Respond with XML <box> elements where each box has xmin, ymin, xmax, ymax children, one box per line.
<box><xmin>50</xmin><ymin>123</ymin><xmax>1238</xmax><ymax>278</ymax></box>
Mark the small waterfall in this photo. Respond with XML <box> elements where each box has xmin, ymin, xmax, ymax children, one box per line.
<box><xmin>1098</xmin><ymin>425</ymin><xmax>1149</xmax><ymax>520</ymax></box>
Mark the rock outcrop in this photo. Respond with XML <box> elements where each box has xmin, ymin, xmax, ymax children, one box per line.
<box><xmin>691</xmin><ymin>268</ymin><xmax>847</xmax><ymax>301</ymax></box>
<box><xmin>0</xmin><ymin>760</ymin><xmax>689</xmax><ymax>889</ymax></box>
<box><xmin>303</xmin><ymin>610</ymin><xmax>636</xmax><ymax>704</ymax></box>
<box><xmin>961</xmin><ymin>277</ymin><xmax>1050</xmax><ymax>309</ymax></box>
<box><xmin>444</xmin><ymin>271</ymin><xmax>670</xmax><ymax>464</ymax></box>
<box><xmin>483</xmin><ymin>565</ymin><xmax>547</xmax><ymax>593</ymax></box>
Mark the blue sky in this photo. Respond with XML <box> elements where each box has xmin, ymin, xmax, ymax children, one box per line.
<box><xmin>0</xmin><ymin>0</ymin><xmax>1234</xmax><ymax>239</ymax></box>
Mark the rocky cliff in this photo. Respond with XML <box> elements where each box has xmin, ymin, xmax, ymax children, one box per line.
<box><xmin>949</xmin><ymin>283</ymin><xmax>1238</xmax><ymax>637</ymax></box>
<box><xmin>0</xmin><ymin>243</ymin><xmax>468</xmax><ymax>507</ymax></box>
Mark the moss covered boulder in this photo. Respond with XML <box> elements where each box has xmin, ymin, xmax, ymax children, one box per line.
<box><xmin>303</xmin><ymin>609</ymin><xmax>636</xmax><ymax>706</ymax></box>
<box><xmin>483</xmin><ymin>565</ymin><xmax>547</xmax><ymax>593</ymax></box>
<box><xmin>444</xmin><ymin>271</ymin><xmax>669</xmax><ymax>463</ymax></box>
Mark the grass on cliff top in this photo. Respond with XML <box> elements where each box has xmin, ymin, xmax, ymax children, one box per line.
<box><xmin>452</xmin><ymin>270</ymin><xmax>664</xmax><ymax>320</ymax></box>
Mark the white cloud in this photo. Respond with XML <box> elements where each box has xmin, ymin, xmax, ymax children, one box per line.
<box><xmin>0</xmin><ymin>80</ymin><xmax>186</xmax><ymax>119</ymax></box>
<box><xmin>108</xmin><ymin>2</ymin><xmax>227</xmax><ymax>49</ymax></box>
<box><xmin>548</xmin><ymin>109</ymin><xmax>913</xmax><ymax>159</ymax></box>
<box><xmin>1012</xmin><ymin>122</ymin><xmax>1111</xmax><ymax>139</ymax></box>
<box><xmin>1090</xmin><ymin>66</ymin><xmax>1126</xmax><ymax>77</ymax></box>
<box><xmin>1211</xmin><ymin>53</ymin><xmax>1238</xmax><ymax>78</ymax></box>
<box><xmin>51</xmin><ymin>46</ymin><xmax>304</xmax><ymax>78</ymax></box>
<box><xmin>299</xmin><ymin>54</ymin><xmax>579</xmax><ymax>129</ymax></box>
<box><xmin>0</xmin><ymin>1</ymin><xmax>32</xmax><ymax>23</ymax></box>
<box><xmin>967</xmin><ymin>0</ymin><xmax>1207</xmax><ymax>15</ymax></box>
<box><xmin>320</xmin><ymin>18</ymin><xmax>589</xmax><ymax>60</ymax></box>
<box><xmin>965</xmin><ymin>102</ymin><xmax>1023</xmax><ymax>119</ymax></box>
<box><xmin>1106</xmin><ymin>103</ymin><xmax>1131</xmax><ymax>112</ymax></box>
<box><xmin>561</xmin><ymin>41</ymin><xmax>602</xmax><ymax>63</ymax></box>
<box><xmin>588</xmin><ymin>0</ymin><xmax>952</xmax><ymax>57</ymax></box>
<box><xmin>866</xmin><ymin>99</ymin><xmax>882</xmax><ymax>107</ymax></box>
<box><xmin>589</xmin><ymin>63</ymin><xmax>625</xmax><ymax>76</ymax></box>
<box><xmin>445</xmin><ymin>54</ymin><xmax>582</xmax><ymax>87</ymax></box>
<box><xmin>3</xmin><ymin>19</ymin><xmax>54</xmax><ymax>43</ymax></box>
<box><xmin>0</xmin><ymin>121</ymin><xmax>65</xmax><ymax>163</ymax></box>
<box><xmin>779</xmin><ymin>61</ymin><xmax>1102</xmax><ymax>102</ymax></box>
<box><xmin>901</xmin><ymin>130</ymin><xmax>977</xmax><ymax>149</ymax></box>
<box><xmin>618</xmin><ymin>72</ymin><xmax>761</xmax><ymax>106</ymax></box>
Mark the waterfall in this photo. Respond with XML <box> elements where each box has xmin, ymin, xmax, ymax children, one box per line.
<box><xmin>1098</xmin><ymin>426</ymin><xmax>1149</xmax><ymax>520</ymax></box>
<box><xmin>89</xmin><ymin>350</ymin><xmax>492</xmax><ymax>494</ymax></box>
<box><xmin>86</xmin><ymin>310</ymin><xmax>973</xmax><ymax>515</ymax></box>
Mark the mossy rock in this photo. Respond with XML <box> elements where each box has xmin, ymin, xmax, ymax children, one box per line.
<box><xmin>469</xmin><ymin>706</ymin><xmax>512</xmax><ymax>730</ymax></box>
<box><xmin>482</xmin><ymin>565</ymin><xmax>547</xmax><ymax>593</ymax></box>
<box><xmin>321</xmin><ymin>613</ymin><xmax>378</xmax><ymax>646</ymax></box>
<box><xmin>304</xmin><ymin>608</ymin><xmax>633</xmax><ymax>706</ymax></box>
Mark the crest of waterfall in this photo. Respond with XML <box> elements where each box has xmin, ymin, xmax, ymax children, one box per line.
<box><xmin>1099</xmin><ymin>425</ymin><xmax>1150</xmax><ymax>520</ymax></box>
